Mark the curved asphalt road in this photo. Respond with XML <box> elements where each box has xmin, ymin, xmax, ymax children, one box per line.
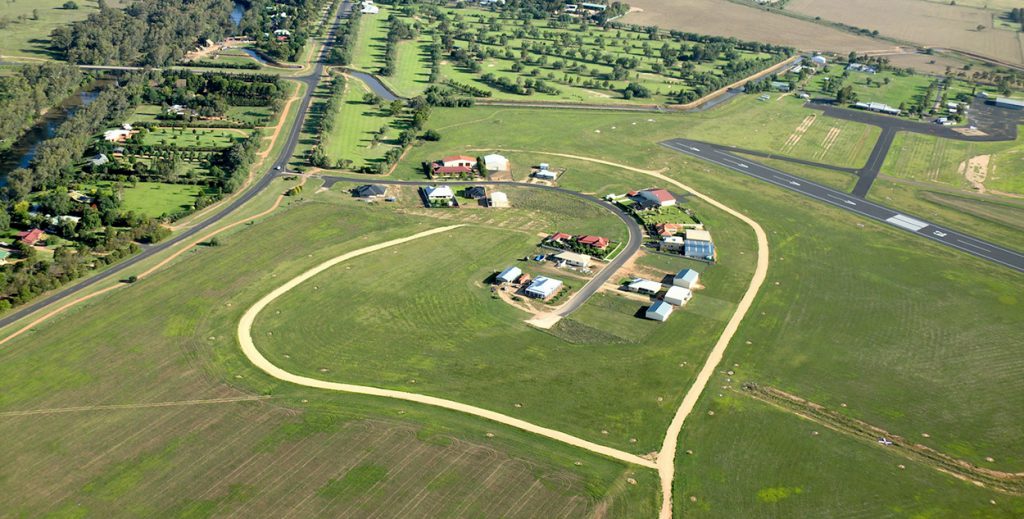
<box><xmin>0</xmin><ymin>2</ymin><xmax>352</xmax><ymax>332</ymax></box>
<box><xmin>661</xmin><ymin>138</ymin><xmax>1024</xmax><ymax>273</ymax></box>
<box><xmin>318</xmin><ymin>175</ymin><xmax>643</xmax><ymax>317</ymax></box>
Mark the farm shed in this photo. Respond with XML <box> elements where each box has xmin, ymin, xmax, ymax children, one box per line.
<box><xmin>496</xmin><ymin>266</ymin><xmax>523</xmax><ymax>284</ymax></box>
<box><xmin>664</xmin><ymin>286</ymin><xmax>692</xmax><ymax>306</ymax></box>
<box><xmin>483</xmin><ymin>154</ymin><xmax>510</xmax><ymax>171</ymax></box>
<box><xmin>684</xmin><ymin>240</ymin><xmax>715</xmax><ymax>260</ymax></box>
<box><xmin>645</xmin><ymin>301</ymin><xmax>673</xmax><ymax>322</ymax></box>
<box><xmin>995</xmin><ymin>98</ymin><xmax>1024</xmax><ymax>110</ymax></box>
<box><xmin>534</xmin><ymin>170</ymin><xmax>558</xmax><ymax>180</ymax></box>
<box><xmin>489</xmin><ymin>191</ymin><xmax>509</xmax><ymax>208</ymax></box>
<box><xmin>686</xmin><ymin>229</ymin><xmax>712</xmax><ymax>242</ymax></box>
<box><xmin>555</xmin><ymin>251</ymin><xmax>591</xmax><ymax>268</ymax></box>
<box><xmin>628</xmin><ymin>278</ymin><xmax>663</xmax><ymax>295</ymax></box>
<box><xmin>673</xmin><ymin>269</ymin><xmax>700</xmax><ymax>289</ymax></box>
<box><xmin>525</xmin><ymin>276</ymin><xmax>563</xmax><ymax>299</ymax></box>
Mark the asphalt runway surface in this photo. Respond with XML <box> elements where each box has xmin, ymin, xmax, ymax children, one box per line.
<box><xmin>661</xmin><ymin>138</ymin><xmax>1024</xmax><ymax>273</ymax></box>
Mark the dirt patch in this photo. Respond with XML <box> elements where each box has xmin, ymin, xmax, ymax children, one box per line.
<box><xmin>957</xmin><ymin>154</ymin><xmax>991</xmax><ymax>192</ymax></box>
<box><xmin>783</xmin><ymin>115</ymin><xmax>816</xmax><ymax>153</ymax></box>
<box><xmin>816</xmin><ymin>126</ymin><xmax>841</xmax><ymax>160</ymax></box>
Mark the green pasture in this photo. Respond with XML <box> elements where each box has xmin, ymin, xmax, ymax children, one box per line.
<box><xmin>881</xmin><ymin>128</ymin><xmax>1024</xmax><ymax>195</ymax></box>
<box><xmin>0</xmin><ymin>0</ymin><xmax>130</xmax><ymax>59</ymax></box>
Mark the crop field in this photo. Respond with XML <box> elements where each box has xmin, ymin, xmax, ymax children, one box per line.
<box><xmin>786</xmin><ymin>0</ymin><xmax>1024</xmax><ymax>66</ymax></box>
<box><xmin>254</xmin><ymin>191</ymin><xmax>756</xmax><ymax>453</ymax></box>
<box><xmin>321</xmin><ymin>76</ymin><xmax>404</xmax><ymax>169</ymax></box>
<box><xmin>358</xmin><ymin>5</ymin><xmax>787</xmax><ymax>105</ymax></box>
<box><xmin>0</xmin><ymin>0</ymin><xmax>131</xmax><ymax>59</ymax></box>
<box><xmin>0</xmin><ymin>196</ymin><xmax>657</xmax><ymax>516</ymax></box>
<box><xmin>620</xmin><ymin>0</ymin><xmax>886</xmax><ymax>54</ymax></box>
<box><xmin>881</xmin><ymin>129</ymin><xmax>1024</xmax><ymax>195</ymax></box>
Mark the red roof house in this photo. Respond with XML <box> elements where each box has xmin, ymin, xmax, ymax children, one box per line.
<box><xmin>656</xmin><ymin>223</ymin><xmax>684</xmax><ymax>237</ymax></box>
<box><xmin>638</xmin><ymin>188</ymin><xmax>676</xmax><ymax>207</ymax></box>
<box><xmin>17</xmin><ymin>229</ymin><xmax>45</xmax><ymax>246</ymax></box>
<box><xmin>547</xmin><ymin>232</ymin><xmax>573</xmax><ymax>243</ymax></box>
<box><xmin>577</xmin><ymin>235</ymin><xmax>610</xmax><ymax>249</ymax></box>
<box><xmin>431</xmin><ymin>165</ymin><xmax>474</xmax><ymax>177</ymax></box>
<box><xmin>439</xmin><ymin>155</ymin><xmax>476</xmax><ymax>168</ymax></box>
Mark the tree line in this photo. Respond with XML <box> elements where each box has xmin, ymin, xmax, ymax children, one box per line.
<box><xmin>0</xmin><ymin>63</ymin><xmax>84</xmax><ymax>151</ymax></box>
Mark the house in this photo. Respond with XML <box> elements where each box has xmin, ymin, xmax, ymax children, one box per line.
<box><xmin>655</xmin><ymin>222</ymin><xmax>685</xmax><ymax>237</ymax></box>
<box><xmin>546</xmin><ymin>232</ymin><xmax>573</xmax><ymax>244</ymax></box>
<box><xmin>103</xmin><ymin>128</ymin><xmax>133</xmax><ymax>142</ymax></box>
<box><xmin>555</xmin><ymin>251</ymin><xmax>591</xmax><ymax>268</ymax></box>
<box><xmin>627</xmin><ymin>278</ymin><xmax>662</xmax><ymax>295</ymax></box>
<box><xmin>352</xmin><ymin>184</ymin><xmax>387</xmax><ymax>198</ymax></box>
<box><xmin>534</xmin><ymin>169</ymin><xmax>557</xmax><ymax>180</ymax></box>
<box><xmin>645</xmin><ymin>300</ymin><xmax>673</xmax><ymax>322</ymax></box>
<box><xmin>69</xmin><ymin>190</ymin><xmax>93</xmax><ymax>204</ymax></box>
<box><xmin>461</xmin><ymin>186</ymin><xmax>486</xmax><ymax>199</ymax></box>
<box><xmin>423</xmin><ymin>185</ymin><xmax>454</xmax><ymax>203</ymax></box>
<box><xmin>577</xmin><ymin>235</ymin><xmax>609</xmax><ymax>250</ymax></box>
<box><xmin>663</xmin><ymin>286</ymin><xmax>692</xmax><ymax>306</ymax></box>
<box><xmin>810</xmin><ymin>55</ymin><xmax>827</xmax><ymax>66</ymax></box>
<box><xmin>489</xmin><ymin>191</ymin><xmax>509</xmax><ymax>208</ymax></box>
<box><xmin>361</xmin><ymin>0</ymin><xmax>379</xmax><ymax>14</ymax></box>
<box><xmin>496</xmin><ymin>266</ymin><xmax>523</xmax><ymax>284</ymax></box>
<box><xmin>995</xmin><ymin>97</ymin><xmax>1024</xmax><ymax>110</ymax></box>
<box><xmin>770</xmin><ymin>81</ymin><xmax>791</xmax><ymax>92</ymax></box>
<box><xmin>525</xmin><ymin>276</ymin><xmax>563</xmax><ymax>299</ymax></box>
<box><xmin>16</xmin><ymin>229</ymin><xmax>45</xmax><ymax>246</ymax></box>
<box><xmin>273</xmin><ymin>29</ymin><xmax>291</xmax><ymax>37</ymax></box>
<box><xmin>432</xmin><ymin>165</ymin><xmax>474</xmax><ymax>177</ymax></box>
<box><xmin>167</xmin><ymin>104</ymin><xmax>189</xmax><ymax>116</ymax></box>
<box><xmin>636</xmin><ymin>188</ymin><xmax>676</xmax><ymax>208</ymax></box>
<box><xmin>538</xmin><ymin>163</ymin><xmax>550</xmax><ymax>170</ymax></box>
<box><xmin>853</xmin><ymin>101</ymin><xmax>901</xmax><ymax>116</ymax></box>
<box><xmin>673</xmin><ymin>268</ymin><xmax>700</xmax><ymax>289</ymax></box>
<box><xmin>661</xmin><ymin>236</ymin><xmax>684</xmax><ymax>252</ymax></box>
<box><xmin>88</xmin><ymin>153</ymin><xmax>109</xmax><ymax>167</ymax></box>
<box><xmin>483</xmin><ymin>153</ymin><xmax>509</xmax><ymax>172</ymax></box>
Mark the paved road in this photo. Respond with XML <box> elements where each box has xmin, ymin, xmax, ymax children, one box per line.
<box><xmin>318</xmin><ymin>175</ymin><xmax>643</xmax><ymax>317</ymax></box>
<box><xmin>0</xmin><ymin>1</ymin><xmax>352</xmax><ymax>332</ymax></box>
<box><xmin>661</xmin><ymin>138</ymin><xmax>1024</xmax><ymax>273</ymax></box>
<box><xmin>807</xmin><ymin>99</ymin><xmax>1022</xmax><ymax>142</ymax></box>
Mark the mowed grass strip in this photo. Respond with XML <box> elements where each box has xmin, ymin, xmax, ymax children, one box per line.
<box><xmin>881</xmin><ymin>128</ymin><xmax>1024</xmax><ymax>195</ymax></box>
<box><xmin>321</xmin><ymin>76</ymin><xmax>403</xmax><ymax>168</ymax></box>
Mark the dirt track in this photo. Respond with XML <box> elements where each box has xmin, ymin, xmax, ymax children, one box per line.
<box><xmin>236</xmin><ymin>224</ymin><xmax>659</xmax><ymax>470</ymax></box>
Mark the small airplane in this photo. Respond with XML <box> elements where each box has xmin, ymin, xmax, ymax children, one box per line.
<box><xmin>877</xmin><ymin>437</ymin><xmax>893</xmax><ymax>446</ymax></box>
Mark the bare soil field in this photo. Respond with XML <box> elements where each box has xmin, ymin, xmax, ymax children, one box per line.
<box><xmin>620</xmin><ymin>0</ymin><xmax>892</xmax><ymax>54</ymax></box>
<box><xmin>787</xmin><ymin>0</ymin><xmax>1024</xmax><ymax>65</ymax></box>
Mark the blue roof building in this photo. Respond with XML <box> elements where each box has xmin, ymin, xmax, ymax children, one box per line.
<box><xmin>684</xmin><ymin>240</ymin><xmax>715</xmax><ymax>260</ymax></box>
<box><xmin>645</xmin><ymin>300</ymin><xmax>674</xmax><ymax>322</ymax></box>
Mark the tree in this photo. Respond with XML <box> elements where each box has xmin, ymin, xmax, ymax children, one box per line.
<box><xmin>421</xmin><ymin>129</ymin><xmax>441</xmax><ymax>141</ymax></box>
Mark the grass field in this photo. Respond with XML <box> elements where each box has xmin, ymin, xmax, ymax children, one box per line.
<box><xmin>881</xmin><ymin>128</ymin><xmax>1024</xmax><ymax>195</ymax></box>
<box><xmin>321</xmin><ymin>76</ymin><xmax>404</xmax><ymax>169</ymax></box>
<box><xmin>0</xmin><ymin>197</ymin><xmax>658</xmax><ymax>516</ymax></box>
<box><xmin>0</xmin><ymin>0</ymin><xmax>131</xmax><ymax>59</ymax></box>
<box><xmin>118</xmin><ymin>181</ymin><xmax>210</xmax><ymax>217</ymax></box>
<box><xmin>351</xmin><ymin>6</ymin><xmax>391</xmax><ymax>73</ymax></box>
<box><xmin>786</xmin><ymin>0</ymin><xmax>1024</xmax><ymax>66</ymax></box>
<box><xmin>252</xmin><ymin>184</ymin><xmax>754</xmax><ymax>454</ymax></box>
<box><xmin>809</xmin><ymin>69</ymin><xmax>936</xmax><ymax>109</ymax></box>
<box><xmin>137</xmin><ymin>127</ymin><xmax>250</xmax><ymax>149</ymax></box>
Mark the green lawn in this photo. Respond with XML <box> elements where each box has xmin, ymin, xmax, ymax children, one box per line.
<box><xmin>321</xmin><ymin>76</ymin><xmax>403</xmax><ymax>169</ymax></box>
<box><xmin>137</xmin><ymin>127</ymin><xmax>249</xmax><ymax>148</ymax></box>
<box><xmin>81</xmin><ymin>181</ymin><xmax>210</xmax><ymax>218</ymax></box>
<box><xmin>383</xmin><ymin>34</ymin><xmax>434</xmax><ymax>97</ymax></box>
<box><xmin>881</xmin><ymin>128</ymin><xmax>1024</xmax><ymax>195</ymax></box>
<box><xmin>351</xmin><ymin>7</ymin><xmax>390</xmax><ymax>73</ymax></box>
<box><xmin>810</xmin><ymin>69</ymin><xmax>935</xmax><ymax>109</ymax></box>
<box><xmin>0</xmin><ymin>0</ymin><xmax>131</xmax><ymax>59</ymax></box>
<box><xmin>0</xmin><ymin>195</ymin><xmax>656</xmax><ymax>516</ymax></box>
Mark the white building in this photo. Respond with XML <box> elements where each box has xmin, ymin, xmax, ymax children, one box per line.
<box><xmin>525</xmin><ymin>276</ymin><xmax>563</xmax><ymax>299</ymax></box>
<box><xmin>661</xmin><ymin>236</ymin><xmax>684</xmax><ymax>252</ymax></box>
<box><xmin>534</xmin><ymin>170</ymin><xmax>557</xmax><ymax>180</ymax></box>
<box><xmin>489</xmin><ymin>191</ymin><xmax>509</xmax><ymax>208</ymax></box>
<box><xmin>483</xmin><ymin>153</ymin><xmax>510</xmax><ymax>172</ymax></box>
<box><xmin>627</xmin><ymin>278</ymin><xmax>662</xmax><ymax>295</ymax></box>
<box><xmin>496</xmin><ymin>266</ymin><xmax>522</xmax><ymax>284</ymax></box>
<box><xmin>645</xmin><ymin>300</ymin><xmax>673</xmax><ymax>322</ymax></box>
<box><xmin>361</xmin><ymin>1</ymin><xmax>379</xmax><ymax>13</ymax></box>
<box><xmin>423</xmin><ymin>185</ymin><xmax>454</xmax><ymax>202</ymax></box>
<box><xmin>673</xmin><ymin>269</ymin><xmax>700</xmax><ymax>289</ymax></box>
<box><xmin>554</xmin><ymin>251</ymin><xmax>591</xmax><ymax>268</ymax></box>
<box><xmin>663</xmin><ymin>286</ymin><xmax>692</xmax><ymax>306</ymax></box>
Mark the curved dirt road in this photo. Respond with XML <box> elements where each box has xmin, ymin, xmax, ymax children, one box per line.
<box><xmin>237</xmin><ymin>224</ymin><xmax>658</xmax><ymax>470</ymax></box>
<box><xmin>481</xmin><ymin>149</ymin><xmax>769</xmax><ymax>519</ymax></box>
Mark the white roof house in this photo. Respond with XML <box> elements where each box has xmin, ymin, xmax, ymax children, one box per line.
<box><xmin>483</xmin><ymin>153</ymin><xmax>510</xmax><ymax>171</ymax></box>
<box><xmin>661</xmin><ymin>235</ymin><xmax>684</xmax><ymax>251</ymax></box>
<box><xmin>534</xmin><ymin>170</ymin><xmax>557</xmax><ymax>180</ymax></box>
<box><xmin>489</xmin><ymin>191</ymin><xmax>509</xmax><ymax>208</ymax></box>
<box><xmin>424</xmin><ymin>185</ymin><xmax>454</xmax><ymax>199</ymax></box>
<box><xmin>663</xmin><ymin>286</ymin><xmax>692</xmax><ymax>306</ymax></box>
<box><xmin>525</xmin><ymin>276</ymin><xmax>563</xmax><ymax>299</ymax></box>
<box><xmin>645</xmin><ymin>300</ymin><xmax>673</xmax><ymax>322</ymax></box>
<box><xmin>496</xmin><ymin>266</ymin><xmax>522</xmax><ymax>284</ymax></box>
<box><xmin>554</xmin><ymin>251</ymin><xmax>591</xmax><ymax>267</ymax></box>
<box><xmin>361</xmin><ymin>1</ymin><xmax>380</xmax><ymax>14</ymax></box>
<box><xmin>103</xmin><ymin>129</ymin><xmax>133</xmax><ymax>142</ymax></box>
<box><xmin>628</xmin><ymin>278</ymin><xmax>663</xmax><ymax>295</ymax></box>
<box><xmin>673</xmin><ymin>268</ymin><xmax>700</xmax><ymax>288</ymax></box>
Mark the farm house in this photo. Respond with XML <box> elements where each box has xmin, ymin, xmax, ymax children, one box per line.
<box><xmin>525</xmin><ymin>276</ymin><xmax>563</xmax><ymax>299</ymax></box>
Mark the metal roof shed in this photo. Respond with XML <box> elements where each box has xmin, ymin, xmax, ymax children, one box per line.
<box><xmin>496</xmin><ymin>266</ymin><xmax>523</xmax><ymax>284</ymax></box>
<box><xmin>664</xmin><ymin>286</ymin><xmax>692</xmax><ymax>306</ymax></box>
<box><xmin>645</xmin><ymin>301</ymin><xmax>673</xmax><ymax>322</ymax></box>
